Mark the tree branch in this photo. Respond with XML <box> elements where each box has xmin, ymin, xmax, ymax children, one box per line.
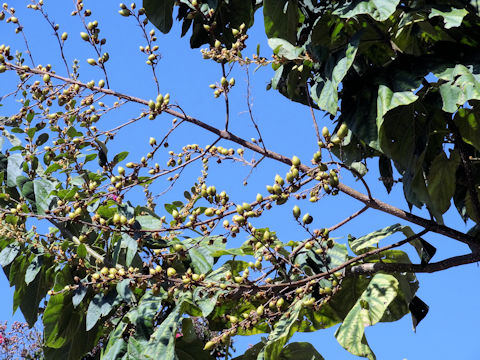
<box><xmin>4</xmin><ymin>62</ymin><xmax>476</xmax><ymax>248</ymax></box>
<box><xmin>349</xmin><ymin>252</ymin><xmax>480</xmax><ymax>274</ymax></box>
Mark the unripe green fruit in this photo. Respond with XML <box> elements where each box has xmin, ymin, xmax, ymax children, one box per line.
<box><xmin>273</xmin><ymin>184</ymin><xmax>282</xmax><ymax>195</ymax></box>
<box><xmin>232</xmin><ymin>28</ymin><xmax>239</xmax><ymax>36</ymax></box>
<box><xmin>337</xmin><ymin>123</ymin><xmax>348</xmax><ymax>139</ymax></box>
<box><xmin>291</xmin><ymin>156</ymin><xmax>301</xmax><ymax>167</ymax></box>
<box><xmin>87</xmin><ymin>58</ymin><xmax>96</xmax><ymax>65</ymax></box>
<box><xmin>221</xmin><ymin>76</ymin><xmax>228</xmax><ymax>86</ymax></box>
<box><xmin>203</xmin><ymin>341</ymin><xmax>215</xmax><ymax>351</ymax></box>
<box><xmin>113</xmin><ymin>213</ymin><xmax>121</xmax><ymax>224</ymax></box>
<box><xmin>149</xmin><ymin>137</ymin><xmax>156</xmax><ymax>145</ymax></box>
<box><xmin>61</xmin><ymin>32</ymin><xmax>68</xmax><ymax>41</ymax></box>
<box><xmin>313</xmin><ymin>151</ymin><xmax>322</xmax><ymax>163</ymax></box>
<box><xmin>229</xmin><ymin>316</ymin><xmax>238</xmax><ymax>324</ymax></box>
<box><xmin>266</xmin><ymin>185</ymin><xmax>274</xmax><ymax>194</ymax></box>
<box><xmin>174</xmin><ymin>244</ymin><xmax>184</xmax><ymax>252</ymax></box>
<box><xmin>302</xmin><ymin>213</ymin><xmax>313</xmax><ymax>225</ymax></box>
<box><xmin>291</xmin><ymin>167</ymin><xmax>299</xmax><ymax>179</ymax></box>
<box><xmin>233</xmin><ymin>215</ymin><xmax>245</xmax><ymax>225</ymax></box>
<box><xmin>229</xmin><ymin>77</ymin><xmax>235</xmax><ymax>86</ymax></box>
<box><xmin>286</xmin><ymin>172</ymin><xmax>294</xmax><ymax>183</ymax></box>
<box><xmin>167</xmin><ymin>267</ymin><xmax>177</xmax><ymax>277</ymax></box>
<box><xmin>331</xmin><ymin>137</ymin><xmax>342</xmax><ymax>145</ymax></box>
<box><xmin>256</xmin><ymin>193</ymin><xmax>263</xmax><ymax>202</ymax></box>
<box><xmin>43</xmin><ymin>74</ymin><xmax>50</xmax><ymax>83</ymax></box>
<box><xmin>205</xmin><ymin>208</ymin><xmax>215</xmax><ymax>217</ymax></box>
<box><xmin>172</xmin><ymin>210</ymin><xmax>179</xmax><ymax>219</ymax></box>
<box><xmin>292</xmin><ymin>205</ymin><xmax>301</xmax><ymax>219</ymax></box>
<box><xmin>118</xmin><ymin>166</ymin><xmax>125</xmax><ymax>175</ymax></box>
<box><xmin>80</xmin><ymin>32</ymin><xmax>89</xmax><ymax>41</ymax></box>
<box><xmin>322</xmin><ymin>126</ymin><xmax>330</xmax><ymax>139</ymax></box>
<box><xmin>119</xmin><ymin>9</ymin><xmax>131</xmax><ymax>16</ymax></box>
<box><xmin>263</xmin><ymin>230</ymin><xmax>270</xmax><ymax>241</ymax></box>
<box><xmin>276</xmin><ymin>298</ymin><xmax>285</xmax><ymax>308</ymax></box>
<box><xmin>214</xmin><ymin>40</ymin><xmax>221</xmax><ymax>48</ymax></box>
<box><xmin>275</xmin><ymin>174</ymin><xmax>284</xmax><ymax>186</ymax></box>
<box><xmin>242</xmin><ymin>202</ymin><xmax>252</xmax><ymax>211</ymax></box>
<box><xmin>120</xmin><ymin>215</ymin><xmax>127</xmax><ymax>225</ymax></box>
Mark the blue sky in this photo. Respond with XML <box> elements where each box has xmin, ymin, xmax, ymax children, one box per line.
<box><xmin>0</xmin><ymin>2</ymin><xmax>479</xmax><ymax>359</ymax></box>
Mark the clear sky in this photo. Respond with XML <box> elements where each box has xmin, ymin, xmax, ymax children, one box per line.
<box><xmin>0</xmin><ymin>2</ymin><xmax>479</xmax><ymax>359</ymax></box>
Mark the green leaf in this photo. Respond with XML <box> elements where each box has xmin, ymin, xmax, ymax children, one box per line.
<box><xmin>335</xmin><ymin>273</ymin><xmax>399</xmax><ymax>360</ymax></box>
<box><xmin>429</xmin><ymin>7</ymin><xmax>468</xmax><ymax>29</ymax></box>
<box><xmin>142</xmin><ymin>302</ymin><xmax>183</xmax><ymax>359</ymax></box>
<box><xmin>263</xmin><ymin>0</ymin><xmax>299</xmax><ymax>43</ymax></box>
<box><xmin>7</xmin><ymin>153</ymin><xmax>23</xmax><ymax>187</ymax></box>
<box><xmin>25</xmin><ymin>254</ymin><xmax>42</xmax><ymax>285</ymax></box>
<box><xmin>44</xmin><ymin>293</ymin><xmax>81</xmax><ymax>348</ymax></box>
<box><xmin>333</xmin><ymin>0</ymin><xmax>400</xmax><ymax>21</ymax></box>
<box><xmin>279</xmin><ymin>342</ymin><xmax>325</xmax><ymax>360</ymax></box>
<box><xmin>102</xmin><ymin>322</ymin><xmax>128</xmax><ymax>360</ymax></box>
<box><xmin>116</xmin><ymin>278</ymin><xmax>134</xmax><ymax>303</ymax></box>
<box><xmin>137</xmin><ymin>215</ymin><xmax>163</xmax><ymax>229</ymax></box>
<box><xmin>86</xmin><ymin>290</ymin><xmax>119</xmax><ymax>331</ymax></box>
<box><xmin>268</xmin><ymin>38</ymin><xmax>303</xmax><ymax>60</ymax></box>
<box><xmin>112</xmin><ymin>151</ymin><xmax>129</xmax><ymax>165</ymax></box>
<box><xmin>3</xmin><ymin>129</ymin><xmax>22</xmax><ymax>147</ymax></box>
<box><xmin>437</xmin><ymin>64</ymin><xmax>480</xmax><ymax>112</ymax></box>
<box><xmin>34</xmin><ymin>177</ymin><xmax>57</xmax><ymax>214</ymax></box>
<box><xmin>35</xmin><ymin>133</ymin><xmax>49</xmax><ymax>146</ymax></box>
<box><xmin>454</xmin><ymin>108</ymin><xmax>480</xmax><ymax>151</ymax></box>
<box><xmin>144</xmin><ymin>0</ymin><xmax>175</xmax><ymax>33</ymax></box>
<box><xmin>128</xmin><ymin>290</ymin><xmax>164</xmax><ymax>339</ymax></box>
<box><xmin>379</xmin><ymin>155</ymin><xmax>393</xmax><ymax>193</ymax></box>
<box><xmin>45</xmin><ymin>163</ymin><xmax>62</xmax><ymax>175</ymax></box>
<box><xmin>0</xmin><ymin>241</ymin><xmax>21</xmax><ymax>266</ymax></box>
<box><xmin>77</xmin><ymin>243</ymin><xmax>87</xmax><ymax>259</ymax></box>
<box><xmin>311</xmin><ymin>34</ymin><xmax>360</xmax><ymax>115</ymax></box>
<box><xmin>188</xmin><ymin>246</ymin><xmax>214</xmax><ymax>274</ymax></box>
<box><xmin>72</xmin><ymin>283</ymin><xmax>88</xmax><ymax>308</ymax></box>
<box><xmin>349</xmin><ymin>224</ymin><xmax>405</xmax><ymax>255</ymax></box>
<box><xmin>426</xmin><ymin>151</ymin><xmax>460</xmax><ymax>215</ymax></box>
<box><xmin>193</xmin><ymin>287</ymin><xmax>225</xmax><ymax>317</ymax></box>
<box><xmin>257</xmin><ymin>301</ymin><xmax>303</xmax><ymax>360</ymax></box>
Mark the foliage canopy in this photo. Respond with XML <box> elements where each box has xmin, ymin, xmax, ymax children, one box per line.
<box><xmin>0</xmin><ymin>0</ymin><xmax>480</xmax><ymax>359</ymax></box>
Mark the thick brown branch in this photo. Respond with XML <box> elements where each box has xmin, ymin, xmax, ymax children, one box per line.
<box><xmin>349</xmin><ymin>252</ymin><xmax>480</xmax><ymax>274</ymax></box>
<box><xmin>4</xmin><ymin>62</ymin><xmax>475</xmax><ymax>248</ymax></box>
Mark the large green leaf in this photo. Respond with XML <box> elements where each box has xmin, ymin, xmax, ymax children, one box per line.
<box><xmin>34</xmin><ymin>177</ymin><xmax>57</xmax><ymax>214</ymax></box>
<box><xmin>279</xmin><ymin>342</ymin><xmax>324</xmax><ymax>360</ymax></box>
<box><xmin>333</xmin><ymin>0</ymin><xmax>400</xmax><ymax>21</ymax></box>
<box><xmin>263</xmin><ymin>0</ymin><xmax>298</xmax><ymax>43</ymax></box>
<box><xmin>437</xmin><ymin>64</ymin><xmax>480</xmax><ymax>113</ymax></box>
<box><xmin>144</xmin><ymin>0</ymin><xmax>175</xmax><ymax>33</ymax></box>
<box><xmin>102</xmin><ymin>322</ymin><xmax>128</xmax><ymax>360</ymax></box>
<box><xmin>426</xmin><ymin>151</ymin><xmax>460</xmax><ymax>215</ymax></box>
<box><xmin>188</xmin><ymin>245</ymin><xmax>214</xmax><ymax>274</ymax></box>
<box><xmin>454</xmin><ymin>107</ymin><xmax>480</xmax><ymax>151</ymax></box>
<box><xmin>0</xmin><ymin>241</ymin><xmax>21</xmax><ymax>266</ymax></box>
<box><xmin>257</xmin><ymin>301</ymin><xmax>303</xmax><ymax>360</ymax></box>
<box><xmin>335</xmin><ymin>273</ymin><xmax>399</xmax><ymax>360</ymax></box>
<box><xmin>142</xmin><ymin>302</ymin><xmax>184</xmax><ymax>359</ymax></box>
<box><xmin>349</xmin><ymin>223</ymin><xmax>435</xmax><ymax>264</ymax></box>
<box><xmin>6</xmin><ymin>153</ymin><xmax>23</xmax><ymax>187</ymax></box>
<box><xmin>86</xmin><ymin>289</ymin><xmax>120</xmax><ymax>331</ymax></box>
<box><xmin>311</xmin><ymin>34</ymin><xmax>360</xmax><ymax>115</ymax></box>
<box><xmin>429</xmin><ymin>7</ymin><xmax>468</xmax><ymax>29</ymax></box>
